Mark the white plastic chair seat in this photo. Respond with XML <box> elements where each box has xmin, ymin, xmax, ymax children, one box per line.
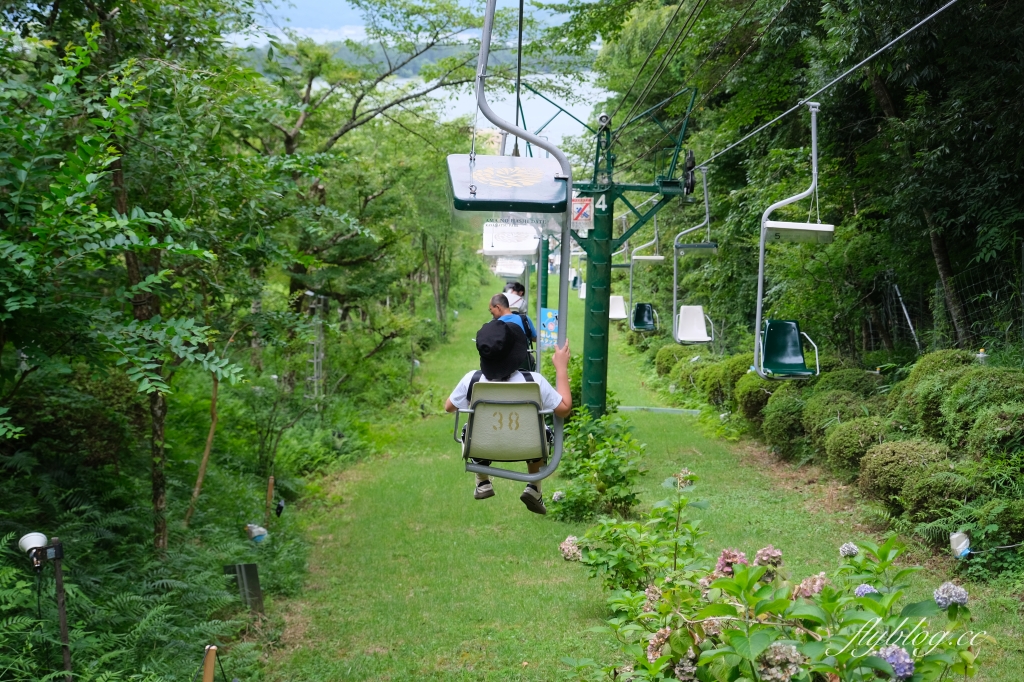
<box><xmin>609</xmin><ymin>295</ymin><xmax>627</xmax><ymax>320</ymax></box>
<box><xmin>632</xmin><ymin>255</ymin><xmax>665</xmax><ymax>261</ymax></box>
<box><xmin>578</xmin><ymin>282</ymin><xmax>586</xmax><ymax>299</ymax></box>
<box><xmin>676</xmin><ymin>305</ymin><xmax>712</xmax><ymax>343</ymax></box>
<box><xmin>460</xmin><ymin>382</ymin><xmax>549</xmax><ymax>462</ymax></box>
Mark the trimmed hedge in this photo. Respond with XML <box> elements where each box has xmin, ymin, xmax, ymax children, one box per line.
<box><xmin>940</xmin><ymin>366</ymin><xmax>1024</xmax><ymax>447</ymax></box>
<box><xmin>654</xmin><ymin>344</ymin><xmax>699</xmax><ymax>376</ymax></box>
<box><xmin>859</xmin><ymin>439</ymin><xmax>950</xmax><ymax>509</ymax></box>
<box><xmin>734</xmin><ymin>372</ymin><xmax>775</xmax><ymax>423</ymax></box>
<box><xmin>762</xmin><ymin>395</ymin><xmax>805</xmax><ymax>458</ymax></box>
<box><xmin>825</xmin><ymin>417</ymin><xmax>887</xmax><ymax>476</ymax></box>
<box><xmin>901</xmin><ymin>460</ymin><xmax>978</xmax><ymax>524</ymax></box>
<box><xmin>801</xmin><ymin>390</ymin><xmax>868</xmax><ymax>448</ymax></box>
<box><xmin>966</xmin><ymin>402</ymin><xmax>1024</xmax><ymax>459</ymax></box>
<box><xmin>889</xmin><ymin>349</ymin><xmax>977</xmax><ymax>426</ymax></box>
<box><xmin>694</xmin><ymin>353</ymin><xmax>753</xmax><ymax>407</ymax></box>
<box><xmin>812</xmin><ymin>369</ymin><xmax>880</xmax><ymax>398</ymax></box>
<box><xmin>909</xmin><ymin>366</ymin><xmax>972</xmax><ymax>441</ymax></box>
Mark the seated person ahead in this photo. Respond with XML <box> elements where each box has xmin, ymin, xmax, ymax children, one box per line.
<box><xmin>504</xmin><ymin>283</ymin><xmax>525</xmax><ymax>311</ymax></box>
<box><xmin>488</xmin><ymin>293</ymin><xmax>537</xmax><ymax>342</ymax></box>
<box><xmin>445</xmin><ymin>319</ymin><xmax>571</xmax><ymax>514</ymax></box>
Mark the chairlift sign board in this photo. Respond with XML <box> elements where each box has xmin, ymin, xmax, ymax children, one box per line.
<box><xmin>572</xmin><ymin>196</ymin><xmax>592</xmax><ymax>237</ymax></box>
<box><xmin>482</xmin><ymin>222</ymin><xmax>540</xmax><ymax>258</ymax></box>
<box><xmin>539</xmin><ymin>307</ymin><xmax>558</xmax><ymax>350</ymax></box>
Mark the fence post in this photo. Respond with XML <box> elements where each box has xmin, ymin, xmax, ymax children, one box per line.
<box><xmin>203</xmin><ymin>645</ymin><xmax>217</xmax><ymax>682</ymax></box>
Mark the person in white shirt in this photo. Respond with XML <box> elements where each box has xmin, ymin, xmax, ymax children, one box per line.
<box><xmin>445</xmin><ymin>319</ymin><xmax>571</xmax><ymax>514</ymax></box>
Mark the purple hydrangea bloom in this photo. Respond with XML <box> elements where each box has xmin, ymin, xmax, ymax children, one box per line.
<box><xmin>875</xmin><ymin>644</ymin><xmax>914</xmax><ymax>680</ymax></box>
<box><xmin>854</xmin><ymin>584</ymin><xmax>879</xmax><ymax>597</ymax></box>
<box><xmin>934</xmin><ymin>581</ymin><xmax>969</xmax><ymax>609</ymax></box>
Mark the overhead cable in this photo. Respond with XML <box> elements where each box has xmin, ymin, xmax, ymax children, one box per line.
<box><xmin>697</xmin><ymin>0</ymin><xmax>961</xmax><ymax>169</ymax></box>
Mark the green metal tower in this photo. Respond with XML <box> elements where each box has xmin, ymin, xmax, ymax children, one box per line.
<box><xmin>571</xmin><ymin>90</ymin><xmax>698</xmax><ymax>416</ymax></box>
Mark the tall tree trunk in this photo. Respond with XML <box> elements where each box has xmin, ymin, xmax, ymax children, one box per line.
<box><xmin>113</xmin><ymin>155</ymin><xmax>169</xmax><ymax>551</ymax></box>
<box><xmin>926</xmin><ymin>219</ymin><xmax>971</xmax><ymax>347</ymax></box>
<box><xmin>869</xmin><ymin>306</ymin><xmax>894</xmax><ymax>352</ymax></box>
<box><xmin>184</xmin><ymin>374</ymin><xmax>218</xmax><ymax>527</ymax></box>
<box><xmin>150</xmin><ymin>391</ymin><xmax>168</xmax><ymax>551</ymax></box>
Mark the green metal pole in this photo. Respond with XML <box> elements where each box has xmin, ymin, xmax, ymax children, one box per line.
<box><xmin>582</xmin><ymin>193</ymin><xmax>613</xmax><ymax>416</ymax></box>
<box><xmin>539</xmin><ymin>238</ymin><xmax>549</xmax><ymax>309</ymax></box>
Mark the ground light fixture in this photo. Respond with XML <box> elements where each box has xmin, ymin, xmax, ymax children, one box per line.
<box><xmin>18</xmin><ymin>532</ymin><xmax>72</xmax><ymax>682</ymax></box>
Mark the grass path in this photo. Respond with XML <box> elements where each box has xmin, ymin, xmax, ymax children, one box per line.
<box><xmin>269</xmin><ymin>276</ymin><xmax>1021</xmax><ymax>680</ymax></box>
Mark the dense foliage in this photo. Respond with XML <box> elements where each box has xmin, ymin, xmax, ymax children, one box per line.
<box><xmin>560</xmin><ymin>478</ymin><xmax>988</xmax><ymax>680</ymax></box>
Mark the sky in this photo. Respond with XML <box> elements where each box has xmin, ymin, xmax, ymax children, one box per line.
<box><xmin>247</xmin><ymin>0</ymin><xmax>602</xmax><ymax>144</ymax></box>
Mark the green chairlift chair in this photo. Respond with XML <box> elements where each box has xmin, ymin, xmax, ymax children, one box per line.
<box><xmin>753</xmin><ymin>103</ymin><xmax>831</xmax><ymax>380</ymax></box>
<box><xmin>628</xmin><ymin>218</ymin><xmax>664</xmax><ymax>332</ymax></box>
<box><xmin>444</xmin><ymin>0</ymin><xmax>571</xmax><ymax>482</ymax></box>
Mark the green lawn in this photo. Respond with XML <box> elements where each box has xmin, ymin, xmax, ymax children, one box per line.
<box><xmin>268</xmin><ymin>273</ymin><xmax>1022</xmax><ymax>681</ymax></box>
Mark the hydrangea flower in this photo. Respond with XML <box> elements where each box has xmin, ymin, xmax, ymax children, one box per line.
<box><xmin>673</xmin><ymin>468</ymin><xmax>696</xmax><ymax>488</ymax></box>
<box><xmin>559</xmin><ymin>535</ymin><xmax>581</xmax><ymax>561</ymax></box>
<box><xmin>673</xmin><ymin>647</ymin><xmax>698</xmax><ymax>681</ymax></box>
<box><xmin>854</xmin><ymin>583</ymin><xmax>879</xmax><ymax>597</ymax></box>
<box><xmin>715</xmin><ymin>548</ymin><xmax>748</xmax><ymax>575</ymax></box>
<box><xmin>701</xmin><ymin>617</ymin><xmax>724</xmax><ymax>636</ymax></box>
<box><xmin>646</xmin><ymin>627</ymin><xmax>672</xmax><ymax>663</ymax></box>
<box><xmin>874</xmin><ymin>644</ymin><xmax>914</xmax><ymax>679</ymax></box>
<box><xmin>792</xmin><ymin>572</ymin><xmax>828</xmax><ymax>599</ymax></box>
<box><xmin>840</xmin><ymin>542</ymin><xmax>859</xmax><ymax>557</ymax></box>
<box><xmin>934</xmin><ymin>581</ymin><xmax>969</xmax><ymax>609</ymax></box>
<box><xmin>757</xmin><ymin>643</ymin><xmax>805</xmax><ymax>682</ymax></box>
<box><xmin>552</xmin><ymin>490</ymin><xmax>565</xmax><ymax>502</ymax></box>
<box><xmin>754</xmin><ymin>545</ymin><xmax>784</xmax><ymax>581</ymax></box>
<box><xmin>642</xmin><ymin>584</ymin><xmax>662</xmax><ymax>612</ymax></box>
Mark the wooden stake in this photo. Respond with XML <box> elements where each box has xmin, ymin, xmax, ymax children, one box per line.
<box><xmin>202</xmin><ymin>645</ymin><xmax>217</xmax><ymax>682</ymax></box>
<box><xmin>265</xmin><ymin>476</ymin><xmax>275</xmax><ymax>527</ymax></box>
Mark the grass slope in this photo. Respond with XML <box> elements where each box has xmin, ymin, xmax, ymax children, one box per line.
<box><xmin>269</xmin><ymin>273</ymin><xmax>1021</xmax><ymax>680</ymax></box>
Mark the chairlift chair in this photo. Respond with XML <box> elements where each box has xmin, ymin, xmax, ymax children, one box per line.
<box><xmin>753</xmin><ymin>103</ymin><xmax>830</xmax><ymax>380</ymax></box>
<box><xmin>672</xmin><ymin>167</ymin><xmax>717</xmax><ymax>344</ymax></box>
<box><xmin>444</xmin><ymin>0</ymin><xmax>572</xmax><ymax>482</ymax></box>
<box><xmin>628</xmin><ymin>217</ymin><xmax>664</xmax><ymax>332</ymax></box>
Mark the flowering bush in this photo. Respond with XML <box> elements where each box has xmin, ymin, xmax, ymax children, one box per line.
<box><xmin>562</xmin><ymin>479</ymin><xmax>991</xmax><ymax>681</ymax></box>
<box><xmin>549</xmin><ymin>411</ymin><xmax>646</xmax><ymax>521</ymax></box>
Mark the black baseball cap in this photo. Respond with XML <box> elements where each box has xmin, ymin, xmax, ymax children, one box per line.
<box><xmin>476</xmin><ymin>319</ymin><xmax>528</xmax><ymax>380</ymax></box>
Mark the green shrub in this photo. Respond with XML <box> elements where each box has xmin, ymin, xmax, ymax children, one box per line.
<box><xmin>966</xmin><ymin>402</ymin><xmax>1024</xmax><ymax>459</ymax></box>
<box><xmin>801</xmin><ymin>390</ymin><xmax>868</xmax><ymax>448</ymax></box>
<box><xmin>766</xmin><ymin>380</ymin><xmax>803</xmax><ymax>405</ymax></box>
<box><xmin>761</xmin><ymin>394</ymin><xmax>805</xmax><ymax>458</ymax></box>
<box><xmin>734</xmin><ymin>372</ymin><xmax>775</xmax><ymax>423</ymax></box>
<box><xmin>941</xmin><ymin>366</ymin><xmax>1024</xmax><ymax>447</ymax></box>
<box><xmin>900</xmin><ymin>460</ymin><xmax>978</xmax><ymax>524</ymax></box>
<box><xmin>550</xmin><ymin>411</ymin><xmax>646</xmax><ymax>521</ymax></box>
<box><xmin>694</xmin><ymin>352</ymin><xmax>753</xmax><ymax>407</ymax></box>
<box><xmin>889</xmin><ymin>349</ymin><xmax>977</xmax><ymax>426</ymax></box>
<box><xmin>668</xmin><ymin>353</ymin><xmax>711</xmax><ymax>395</ymax></box>
<box><xmin>654</xmin><ymin>343</ymin><xmax>699</xmax><ymax>376</ymax></box>
<box><xmin>811</xmin><ymin>369</ymin><xmax>880</xmax><ymax>397</ymax></box>
<box><xmin>859</xmin><ymin>439</ymin><xmax>950</xmax><ymax>508</ymax></box>
<box><xmin>825</xmin><ymin>417</ymin><xmax>887</xmax><ymax>476</ymax></box>
<box><xmin>907</xmin><ymin>365</ymin><xmax>972</xmax><ymax>440</ymax></box>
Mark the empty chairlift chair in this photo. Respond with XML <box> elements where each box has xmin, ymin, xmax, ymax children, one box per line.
<box><xmin>608</xmin><ymin>295</ymin><xmax>628</xmax><ymax>320</ymax></box>
<box><xmin>672</xmin><ymin>167</ymin><xmax>718</xmax><ymax>344</ymax></box>
<box><xmin>753</xmin><ymin>102</ymin><xmax>830</xmax><ymax>380</ymax></box>
<box><xmin>628</xmin><ymin>221</ymin><xmax>664</xmax><ymax>332</ymax></box>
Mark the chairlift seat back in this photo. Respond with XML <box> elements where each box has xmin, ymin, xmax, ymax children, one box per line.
<box><xmin>463</xmin><ymin>382</ymin><xmax>549</xmax><ymax>462</ymax></box>
<box><xmin>632</xmin><ymin>303</ymin><xmax>657</xmax><ymax>331</ymax></box>
<box><xmin>578</xmin><ymin>282</ymin><xmax>586</xmax><ymax>299</ymax></box>
<box><xmin>676</xmin><ymin>305</ymin><xmax>712</xmax><ymax>343</ymax></box>
<box><xmin>608</xmin><ymin>295</ymin><xmax>627</xmax><ymax>320</ymax></box>
<box><xmin>761</xmin><ymin>319</ymin><xmax>815</xmax><ymax>376</ymax></box>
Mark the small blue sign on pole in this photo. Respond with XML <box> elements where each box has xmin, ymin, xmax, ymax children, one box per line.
<box><xmin>539</xmin><ymin>308</ymin><xmax>558</xmax><ymax>350</ymax></box>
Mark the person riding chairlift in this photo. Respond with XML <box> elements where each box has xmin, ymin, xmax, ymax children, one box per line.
<box><xmin>444</xmin><ymin>319</ymin><xmax>571</xmax><ymax>514</ymax></box>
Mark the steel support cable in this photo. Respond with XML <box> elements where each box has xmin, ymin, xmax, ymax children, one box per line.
<box><xmin>611</xmin><ymin>0</ymin><xmax>709</xmax><ymax>147</ymax></box>
<box><xmin>606</xmin><ymin>0</ymin><xmax>692</xmax><ymax>124</ymax></box>
<box><xmin>696</xmin><ymin>0</ymin><xmax>962</xmax><ymax>169</ymax></box>
<box><xmin>512</xmin><ymin>0</ymin><xmax>525</xmax><ymax>155</ymax></box>
<box><xmin>615</xmin><ymin>0</ymin><xmax>959</xmax><ymax>178</ymax></box>
<box><xmin>614</xmin><ymin>0</ymin><xmax>793</xmax><ymax>176</ymax></box>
